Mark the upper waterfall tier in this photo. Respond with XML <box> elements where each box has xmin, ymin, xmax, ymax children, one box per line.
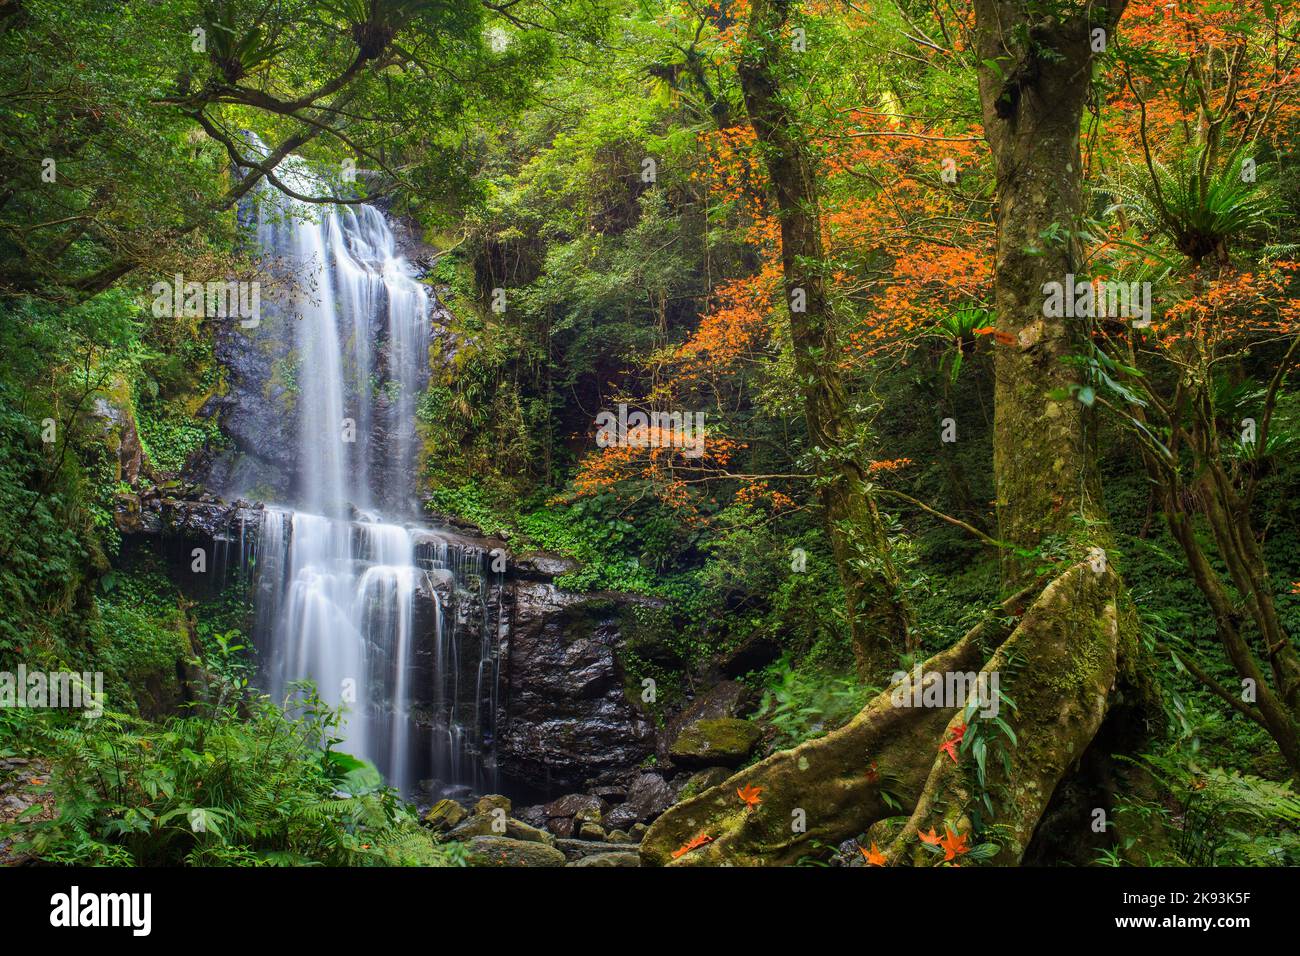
<box><xmin>248</xmin><ymin>141</ymin><xmax>431</xmax><ymax>517</ymax></box>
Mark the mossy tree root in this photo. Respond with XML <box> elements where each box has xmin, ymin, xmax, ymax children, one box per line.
<box><xmin>641</xmin><ymin>567</ymin><xmax>1142</xmax><ymax>867</ymax></box>
<box><xmin>882</xmin><ymin>562</ymin><xmax>1128</xmax><ymax>866</ymax></box>
<box><xmin>639</xmin><ymin>586</ymin><xmax>1039</xmax><ymax>867</ymax></box>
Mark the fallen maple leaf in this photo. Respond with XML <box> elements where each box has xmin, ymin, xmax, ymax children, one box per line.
<box><xmin>860</xmin><ymin>841</ymin><xmax>887</xmax><ymax>866</ymax></box>
<box><xmin>865</xmin><ymin>760</ymin><xmax>880</xmax><ymax>783</ymax></box>
<box><xmin>672</xmin><ymin>832</ymin><xmax>714</xmax><ymax>859</ymax></box>
<box><xmin>917</xmin><ymin>827</ymin><xmax>942</xmax><ymax>846</ymax></box>
<box><xmin>737</xmin><ymin>783</ymin><xmax>763</xmax><ymax>810</ymax></box>
<box><xmin>939</xmin><ymin>722</ymin><xmax>968</xmax><ymax>763</ymax></box>
<box><xmin>938</xmin><ymin>826</ymin><xmax>970</xmax><ymax>862</ymax></box>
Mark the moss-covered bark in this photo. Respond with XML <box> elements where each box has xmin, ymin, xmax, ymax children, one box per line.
<box><xmin>640</xmin><ymin>591</ymin><xmax>1032</xmax><ymax>865</ymax></box>
<box><xmin>736</xmin><ymin>0</ymin><xmax>909</xmax><ymax>679</ymax></box>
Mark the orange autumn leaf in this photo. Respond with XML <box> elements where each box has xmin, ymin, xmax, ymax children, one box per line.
<box><xmin>867</xmin><ymin>457</ymin><xmax>913</xmax><ymax>474</ymax></box>
<box><xmin>737</xmin><ymin>784</ymin><xmax>763</xmax><ymax>810</ymax></box>
<box><xmin>939</xmin><ymin>721</ymin><xmax>967</xmax><ymax>763</ymax></box>
<box><xmin>938</xmin><ymin>827</ymin><xmax>970</xmax><ymax>862</ymax></box>
<box><xmin>973</xmin><ymin>326</ymin><xmax>1016</xmax><ymax>346</ymax></box>
<box><xmin>672</xmin><ymin>832</ymin><xmax>714</xmax><ymax>859</ymax></box>
<box><xmin>917</xmin><ymin>827</ymin><xmax>942</xmax><ymax>846</ymax></box>
<box><xmin>860</xmin><ymin>841</ymin><xmax>887</xmax><ymax>866</ymax></box>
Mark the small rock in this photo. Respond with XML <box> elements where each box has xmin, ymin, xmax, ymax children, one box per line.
<box><xmin>569</xmin><ymin>851</ymin><xmax>641</xmax><ymax>867</ymax></box>
<box><xmin>606</xmin><ymin>829</ymin><xmax>631</xmax><ymax>843</ymax></box>
<box><xmin>578</xmin><ymin>822</ymin><xmax>606</xmax><ymax>841</ymax></box>
<box><xmin>512</xmin><ymin>552</ymin><xmax>580</xmax><ymax>580</ymax></box>
<box><xmin>474</xmin><ymin>794</ymin><xmax>512</xmax><ymax>817</ymax></box>
<box><xmin>544</xmin><ymin>793</ymin><xmax>605</xmax><ymax>819</ymax></box>
<box><xmin>832</xmin><ymin>838</ymin><xmax>866</xmax><ymax>867</ymax></box>
<box><xmin>447</xmin><ymin>815</ymin><xmax>499</xmax><ymax>841</ymax></box>
<box><xmin>514</xmin><ymin>804</ymin><xmax>550</xmax><ymax>829</ymax></box>
<box><xmin>505</xmin><ymin>818</ymin><xmax>556</xmax><ymax>845</ymax></box>
<box><xmin>423</xmin><ymin>799</ymin><xmax>468</xmax><ymax>831</ymax></box>
<box><xmin>603</xmin><ymin>772</ymin><xmax>674</xmax><ymax>830</ymax></box>
<box><xmin>630</xmin><ymin>823</ymin><xmax>648</xmax><ymax>841</ymax></box>
<box><xmin>466</xmin><ymin>836</ymin><xmax>567</xmax><ymax>867</ymax></box>
<box><xmin>546</xmin><ymin>816</ymin><xmax>576</xmax><ymax>838</ymax></box>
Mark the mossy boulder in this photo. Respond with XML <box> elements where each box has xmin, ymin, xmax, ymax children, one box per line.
<box><xmin>505</xmin><ymin>818</ymin><xmax>556</xmax><ymax>845</ymax></box>
<box><xmin>569</xmin><ymin>851</ymin><xmax>641</xmax><ymax>867</ymax></box>
<box><xmin>577</xmin><ymin>822</ymin><xmax>606</xmax><ymax>841</ymax></box>
<box><xmin>466</xmin><ymin>836</ymin><xmax>567</xmax><ymax>867</ymax></box>
<box><xmin>474</xmin><ymin>794</ymin><xmax>512</xmax><ymax>816</ymax></box>
<box><xmin>668</xmin><ymin>718</ymin><xmax>761</xmax><ymax>768</ymax></box>
<box><xmin>423</xmin><ymin>799</ymin><xmax>468</xmax><ymax>832</ymax></box>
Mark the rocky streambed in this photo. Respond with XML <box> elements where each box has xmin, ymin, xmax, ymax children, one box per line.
<box><xmin>422</xmin><ymin>679</ymin><xmax>774</xmax><ymax>866</ymax></box>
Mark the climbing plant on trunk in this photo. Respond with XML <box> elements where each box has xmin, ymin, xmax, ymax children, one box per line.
<box><xmin>736</xmin><ymin>0</ymin><xmax>910</xmax><ymax>681</ymax></box>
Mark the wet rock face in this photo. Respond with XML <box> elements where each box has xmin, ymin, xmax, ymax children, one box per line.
<box><xmin>497</xmin><ymin>584</ymin><xmax>655</xmax><ymax>794</ymax></box>
<box><xmin>201</xmin><ymin>314</ymin><xmax>295</xmax><ymax>500</ymax></box>
<box><xmin>114</xmin><ymin>493</ymin><xmax>263</xmax><ymax>543</ymax></box>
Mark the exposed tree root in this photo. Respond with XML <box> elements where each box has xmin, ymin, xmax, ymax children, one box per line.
<box><xmin>639</xmin><ymin>583</ymin><xmax>1041</xmax><ymax>866</ymax></box>
<box><xmin>882</xmin><ymin>562</ymin><xmax>1131</xmax><ymax>865</ymax></box>
<box><xmin>641</xmin><ymin>565</ymin><xmax>1154</xmax><ymax>866</ymax></box>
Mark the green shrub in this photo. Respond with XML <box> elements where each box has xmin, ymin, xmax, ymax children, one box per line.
<box><xmin>5</xmin><ymin>689</ymin><xmax>464</xmax><ymax>867</ymax></box>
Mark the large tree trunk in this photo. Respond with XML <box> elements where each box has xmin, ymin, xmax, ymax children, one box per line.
<box><xmin>736</xmin><ymin>0</ymin><xmax>909</xmax><ymax>679</ymax></box>
<box><xmin>976</xmin><ymin>0</ymin><xmax>1120</xmax><ymax>576</ymax></box>
<box><xmin>641</xmin><ymin>0</ymin><xmax>1160</xmax><ymax>867</ymax></box>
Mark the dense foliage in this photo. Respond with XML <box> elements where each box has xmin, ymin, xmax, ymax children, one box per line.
<box><xmin>1</xmin><ymin>0</ymin><xmax>1298</xmax><ymax>867</ymax></box>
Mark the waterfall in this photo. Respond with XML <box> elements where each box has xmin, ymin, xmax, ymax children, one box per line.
<box><xmin>239</xmin><ymin>141</ymin><xmax>501</xmax><ymax>798</ymax></box>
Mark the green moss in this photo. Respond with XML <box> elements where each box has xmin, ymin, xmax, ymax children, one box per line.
<box><xmin>669</xmin><ymin>718</ymin><xmax>762</xmax><ymax>765</ymax></box>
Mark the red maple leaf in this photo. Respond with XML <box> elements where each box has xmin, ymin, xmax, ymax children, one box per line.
<box><xmin>938</xmin><ymin>827</ymin><xmax>970</xmax><ymax>862</ymax></box>
<box><xmin>917</xmin><ymin>827</ymin><xmax>942</xmax><ymax>846</ymax></box>
<box><xmin>860</xmin><ymin>841</ymin><xmax>887</xmax><ymax>866</ymax></box>
<box><xmin>672</xmin><ymin>832</ymin><xmax>714</xmax><ymax>859</ymax></box>
<box><xmin>737</xmin><ymin>784</ymin><xmax>763</xmax><ymax>810</ymax></box>
<box><xmin>939</xmin><ymin>721</ymin><xmax>968</xmax><ymax>763</ymax></box>
<box><xmin>974</xmin><ymin>326</ymin><xmax>1016</xmax><ymax>346</ymax></box>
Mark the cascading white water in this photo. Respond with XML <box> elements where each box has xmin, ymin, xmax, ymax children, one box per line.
<box><xmin>240</xmin><ymin>141</ymin><xmax>498</xmax><ymax>797</ymax></box>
